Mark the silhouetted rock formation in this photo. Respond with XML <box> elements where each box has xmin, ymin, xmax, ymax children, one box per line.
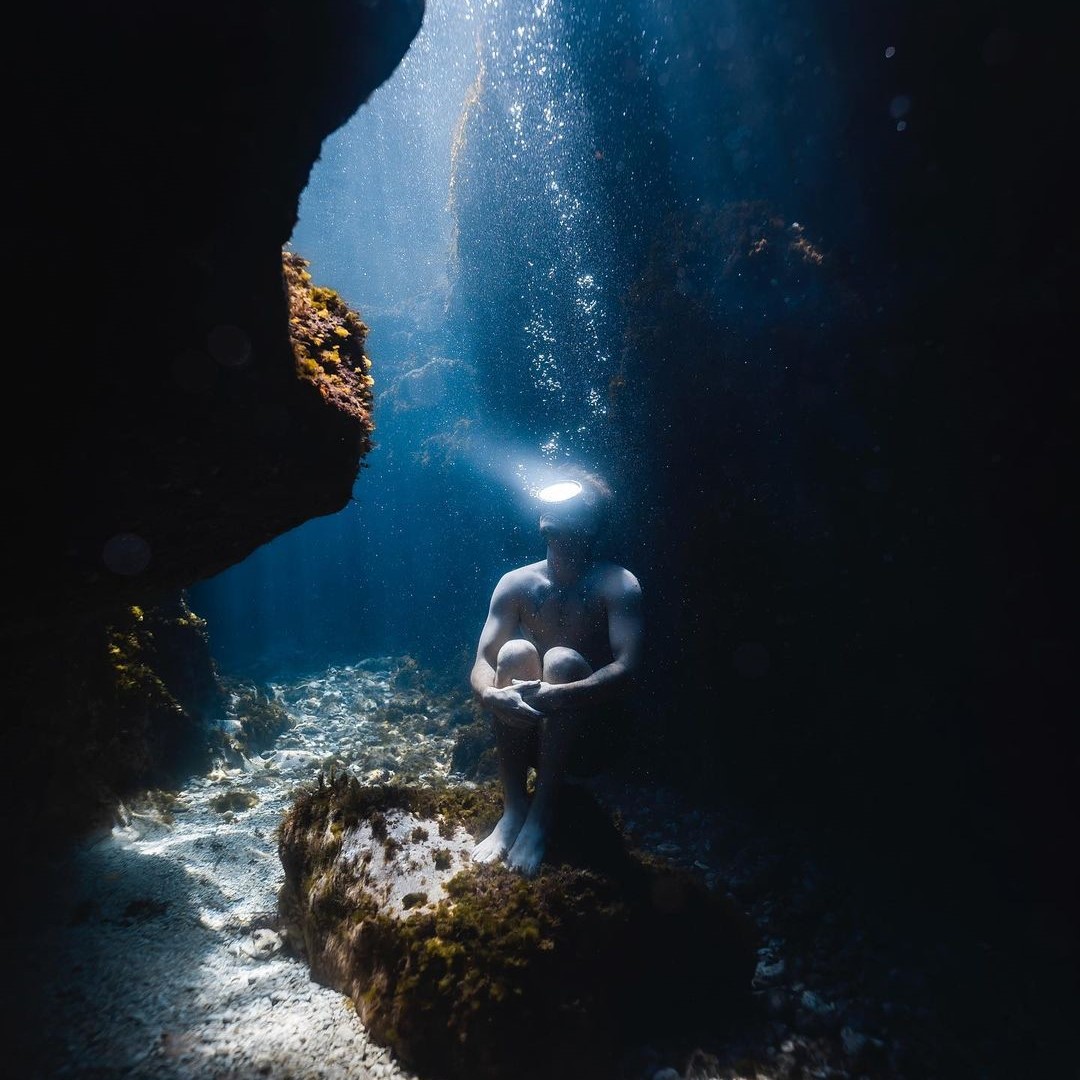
<box><xmin>5</xmin><ymin>0</ymin><xmax>423</xmax><ymax>852</ymax></box>
<box><xmin>10</xmin><ymin>0</ymin><xmax>423</xmax><ymax>637</ymax></box>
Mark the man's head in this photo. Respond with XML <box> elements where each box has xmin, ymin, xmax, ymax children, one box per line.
<box><xmin>537</xmin><ymin>468</ymin><xmax>613</xmax><ymax>547</ymax></box>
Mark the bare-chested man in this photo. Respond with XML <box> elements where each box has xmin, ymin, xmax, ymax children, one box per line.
<box><xmin>470</xmin><ymin>471</ymin><xmax>644</xmax><ymax>877</ymax></box>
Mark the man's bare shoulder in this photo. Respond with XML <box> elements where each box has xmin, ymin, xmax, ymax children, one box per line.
<box><xmin>495</xmin><ymin>561</ymin><xmax>547</xmax><ymax>595</ymax></box>
<box><xmin>594</xmin><ymin>561</ymin><xmax>643</xmax><ymax>600</ymax></box>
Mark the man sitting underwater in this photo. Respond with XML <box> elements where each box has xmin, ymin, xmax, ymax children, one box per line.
<box><xmin>469</xmin><ymin>470</ymin><xmax>644</xmax><ymax>876</ymax></box>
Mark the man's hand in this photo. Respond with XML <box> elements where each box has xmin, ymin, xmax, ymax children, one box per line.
<box><xmin>510</xmin><ymin>678</ymin><xmax>569</xmax><ymax>716</ymax></box>
<box><xmin>484</xmin><ymin>684</ymin><xmax>544</xmax><ymax>730</ymax></box>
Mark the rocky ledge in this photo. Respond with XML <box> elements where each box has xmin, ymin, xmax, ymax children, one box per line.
<box><xmin>277</xmin><ymin>773</ymin><xmax>758</xmax><ymax>1080</ymax></box>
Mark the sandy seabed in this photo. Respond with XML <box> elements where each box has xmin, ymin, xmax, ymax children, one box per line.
<box><xmin>11</xmin><ymin>658</ymin><xmax>727</xmax><ymax>1080</ymax></box>
<box><xmin>12</xmin><ymin>660</ymin><xmax>453</xmax><ymax>1080</ymax></box>
<box><xmin>9</xmin><ymin>656</ymin><xmax>1032</xmax><ymax>1080</ymax></box>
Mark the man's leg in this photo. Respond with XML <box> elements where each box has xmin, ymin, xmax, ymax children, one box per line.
<box><xmin>506</xmin><ymin>646</ymin><xmax>592</xmax><ymax>876</ymax></box>
<box><xmin>472</xmin><ymin>639</ymin><xmax>542</xmax><ymax>864</ymax></box>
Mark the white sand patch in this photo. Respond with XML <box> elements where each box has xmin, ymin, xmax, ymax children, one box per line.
<box><xmin>14</xmin><ymin>658</ymin><xmax>468</xmax><ymax>1080</ymax></box>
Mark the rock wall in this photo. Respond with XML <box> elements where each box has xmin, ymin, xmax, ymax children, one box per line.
<box><xmin>4</xmin><ymin>1</ymin><xmax>423</xmax><ymax>853</ymax></box>
<box><xmin>444</xmin><ymin>0</ymin><xmax>1075</xmax><ymax>928</ymax></box>
<box><xmin>8</xmin><ymin>0</ymin><xmax>423</xmax><ymax>636</ymax></box>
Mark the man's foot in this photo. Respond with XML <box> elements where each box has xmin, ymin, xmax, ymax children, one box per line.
<box><xmin>471</xmin><ymin>811</ymin><xmax>525</xmax><ymax>864</ymax></box>
<box><xmin>506</xmin><ymin>824</ymin><xmax>546</xmax><ymax>878</ymax></box>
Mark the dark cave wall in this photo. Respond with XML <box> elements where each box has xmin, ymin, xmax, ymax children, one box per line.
<box><xmin>3</xmin><ymin>595</ymin><xmax>224</xmax><ymax>853</ymax></box>
<box><xmin>4</xmin><ymin>1</ymin><xmax>424</xmax><ymax>853</ymax></box>
<box><xmin>8</xmin><ymin>0</ymin><xmax>424</xmax><ymax>636</ymax></box>
<box><xmin>445</xmin><ymin>0</ymin><xmax>1075</xmax><ymax>919</ymax></box>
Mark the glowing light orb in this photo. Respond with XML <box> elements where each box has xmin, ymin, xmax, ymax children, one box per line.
<box><xmin>537</xmin><ymin>480</ymin><xmax>582</xmax><ymax>502</ymax></box>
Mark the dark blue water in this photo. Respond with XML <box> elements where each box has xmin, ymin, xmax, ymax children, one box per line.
<box><xmin>190</xmin><ymin>0</ymin><xmax>639</xmax><ymax>677</ymax></box>
<box><xmin>186</xmin><ymin>2</ymin><xmax>1072</xmax><ymax>941</ymax></box>
<box><xmin>190</xmin><ymin>0</ymin><xmax>868</xmax><ymax>679</ymax></box>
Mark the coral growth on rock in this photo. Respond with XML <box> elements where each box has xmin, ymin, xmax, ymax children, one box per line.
<box><xmin>277</xmin><ymin>772</ymin><xmax>757</xmax><ymax>1080</ymax></box>
<box><xmin>284</xmin><ymin>249</ymin><xmax>375</xmax><ymax>453</ymax></box>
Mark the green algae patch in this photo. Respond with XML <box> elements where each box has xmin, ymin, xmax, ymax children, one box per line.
<box><xmin>221</xmin><ymin>680</ymin><xmax>293</xmax><ymax>756</ymax></box>
<box><xmin>209</xmin><ymin>790</ymin><xmax>259</xmax><ymax>814</ymax></box>
<box><xmin>277</xmin><ymin>771</ymin><xmax>757</xmax><ymax>1080</ymax></box>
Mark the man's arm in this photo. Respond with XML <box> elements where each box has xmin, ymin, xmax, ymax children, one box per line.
<box><xmin>470</xmin><ymin>572</ymin><xmax>544</xmax><ymax>727</ymax></box>
<box><xmin>521</xmin><ymin>567</ymin><xmax>644</xmax><ymax>714</ymax></box>
<box><xmin>469</xmin><ymin>571</ymin><xmax>517</xmax><ymax>699</ymax></box>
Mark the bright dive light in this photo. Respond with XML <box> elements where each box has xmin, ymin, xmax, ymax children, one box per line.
<box><xmin>537</xmin><ymin>480</ymin><xmax>583</xmax><ymax>503</ymax></box>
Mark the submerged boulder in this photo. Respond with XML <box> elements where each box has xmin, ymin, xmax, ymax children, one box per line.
<box><xmin>277</xmin><ymin>773</ymin><xmax>757</xmax><ymax>1080</ymax></box>
<box><xmin>448</xmin><ymin>708</ymin><xmax>499</xmax><ymax>782</ymax></box>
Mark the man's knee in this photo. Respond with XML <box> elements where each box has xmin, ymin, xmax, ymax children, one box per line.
<box><xmin>542</xmin><ymin>646</ymin><xmax>592</xmax><ymax>684</ymax></box>
<box><xmin>496</xmin><ymin>639</ymin><xmax>541</xmax><ymax>683</ymax></box>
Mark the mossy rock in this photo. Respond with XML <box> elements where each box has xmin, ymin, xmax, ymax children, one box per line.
<box><xmin>448</xmin><ymin>713</ymin><xmax>499</xmax><ymax>781</ymax></box>
<box><xmin>277</xmin><ymin>772</ymin><xmax>756</xmax><ymax>1080</ymax></box>
<box><xmin>208</xmin><ymin>789</ymin><xmax>259</xmax><ymax>814</ymax></box>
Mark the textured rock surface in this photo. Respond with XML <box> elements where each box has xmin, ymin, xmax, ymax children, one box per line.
<box><xmin>10</xmin><ymin>0</ymin><xmax>424</xmax><ymax>637</ymax></box>
<box><xmin>277</xmin><ymin>775</ymin><xmax>757</xmax><ymax>1080</ymax></box>
<box><xmin>4</xmin><ymin>0</ymin><xmax>422</xmax><ymax>854</ymax></box>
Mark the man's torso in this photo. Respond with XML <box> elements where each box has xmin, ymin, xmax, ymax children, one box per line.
<box><xmin>510</xmin><ymin>559</ymin><xmax>617</xmax><ymax>668</ymax></box>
